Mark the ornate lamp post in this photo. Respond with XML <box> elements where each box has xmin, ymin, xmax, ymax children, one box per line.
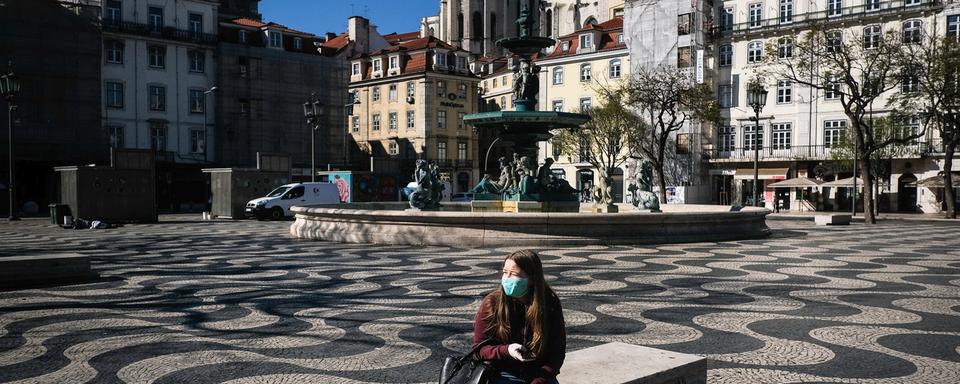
<box><xmin>303</xmin><ymin>93</ymin><xmax>323</xmax><ymax>182</ymax></box>
<box><xmin>746</xmin><ymin>78</ymin><xmax>768</xmax><ymax>208</ymax></box>
<box><xmin>0</xmin><ymin>63</ymin><xmax>21</xmax><ymax>221</ymax></box>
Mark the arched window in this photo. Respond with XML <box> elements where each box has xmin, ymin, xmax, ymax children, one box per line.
<box><xmin>472</xmin><ymin>11</ymin><xmax>482</xmax><ymax>38</ymax></box>
<box><xmin>609</xmin><ymin>59</ymin><xmax>621</xmax><ymax>79</ymax></box>
<box><xmin>863</xmin><ymin>25</ymin><xmax>881</xmax><ymax>49</ymax></box>
<box><xmin>580</xmin><ymin>63</ymin><xmax>592</xmax><ymax>82</ymax></box>
<box><xmin>457</xmin><ymin>12</ymin><xmax>464</xmax><ymax>41</ymax></box>
<box><xmin>490</xmin><ymin>13</ymin><xmax>498</xmax><ymax>40</ymax></box>
<box><xmin>747</xmin><ymin>41</ymin><xmax>763</xmax><ymax>63</ymax></box>
<box><xmin>902</xmin><ymin>19</ymin><xmax>922</xmax><ymax>44</ymax></box>
<box><xmin>545</xmin><ymin>9</ymin><xmax>553</xmax><ymax>38</ymax></box>
<box><xmin>583</xmin><ymin>16</ymin><xmax>598</xmax><ymax>28</ymax></box>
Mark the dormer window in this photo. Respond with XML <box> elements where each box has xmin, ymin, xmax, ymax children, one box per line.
<box><xmin>561</xmin><ymin>41</ymin><xmax>570</xmax><ymax>51</ymax></box>
<box><xmin>352</xmin><ymin>62</ymin><xmax>361</xmax><ymax>76</ymax></box>
<box><xmin>456</xmin><ymin>56</ymin><xmax>466</xmax><ymax>69</ymax></box>
<box><xmin>435</xmin><ymin>51</ymin><xmax>447</xmax><ymax>66</ymax></box>
<box><xmin>618</xmin><ymin>34</ymin><xmax>624</xmax><ymax>44</ymax></box>
<box><xmin>293</xmin><ymin>37</ymin><xmax>302</xmax><ymax>50</ymax></box>
<box><xmin>238</xmin><ymin>30</ymin><xmax>247</xmax><ymax>43</ymax></box>
<box><xmin>579</xmin><ymin>34</ymin><xmax>593</xmax><ymax>50</ymax></box>
<box><xmin>373</xmin><ymin>59</ymin><xmax>382</xmax><ymax>72</ymax></box>
<box><xmin>268</xmin><ymin>30</ymin><xmax>282</xmax><ymax>48</ymax></box>
<box><xmin>389</xmin><ymin>56</ymin><xmax>400</xmax><ymax>70</ymax></box>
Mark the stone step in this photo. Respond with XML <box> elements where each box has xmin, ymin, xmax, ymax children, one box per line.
<box><xmin>557</xmin><ymin>342</ymin><xmax>706</xmax><ymax>384</ymax></box>
<box><xmin>0</xmin><ymin>253</ymin><xmax>97</xmax><ymax>289</ymax></box>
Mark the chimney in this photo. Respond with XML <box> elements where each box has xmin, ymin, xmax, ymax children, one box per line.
<box><xmin>348</xmin><ymin>16</ymin><xmax>370</xmax><ymax>54</ymax></box>
<box><xmin>325</xmin><ymin>32</ymin><xmax>338</xmax><ymax>42</ymax></box>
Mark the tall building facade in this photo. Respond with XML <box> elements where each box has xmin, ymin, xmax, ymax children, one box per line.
<box><xmin>437</xmin><ymin>0</ymin><xmax>543</xmax><ymax>56</ymax></box>
<box><xmin>348</xmin><ymin>36</ymin><xmax>481</xmax><ymax>193</ymax></box>
<box><xmin>540</xmin><ymin>0</ymin><xmax>625</xmax><ymax>40</ymax></box>
<box><xmin>100</xmin><ymin>0</ymin><xmax>219</xmax><ymax>210</ymax></box>
<box><xmin>708</xmin><ymin>0</ymin><xmax>957</xmax><ymax>213</ymax></box>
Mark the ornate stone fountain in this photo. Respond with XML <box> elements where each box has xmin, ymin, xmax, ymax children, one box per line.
<box><xmin>464</xmin><ymin>3</ymin><xmax>590</xmax><ymax>213</ymax></box>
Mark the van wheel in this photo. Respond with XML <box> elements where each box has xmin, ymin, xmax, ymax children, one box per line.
<box><xmin>270</xmin><ymin>207</ymin><xmax>284</xmax><ymax>220</ymax></box>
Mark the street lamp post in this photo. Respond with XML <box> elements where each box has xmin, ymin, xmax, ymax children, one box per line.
<box><xmin>746</xmin><ymin>78</ymin><xmax>768</xmax><ymax>208</ymax></box>
<box><xmin>303</xmin><ymin>93</ymin><xmax>323</xmax><ymax>182</ymax></box>
<box><xmin>0</xmin><ymin>62</ymin><xmax>21</xmax><ymax>221</ymax></box>
<box><xmin>203</xmin><ymin>86</ymin><xmax>217</xmax><ymax>160</ymax></box>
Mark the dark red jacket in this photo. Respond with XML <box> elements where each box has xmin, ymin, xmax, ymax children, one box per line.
<box><xmin>472</xmin><ymin>291</ymin><xmax>566</xmax><ymax>383</ymax></box>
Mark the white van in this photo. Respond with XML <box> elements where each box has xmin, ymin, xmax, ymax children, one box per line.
<box><xmin>245</xmin><ymin>182</ymin><xmax>340</xmax><ymax>220</ymax></box>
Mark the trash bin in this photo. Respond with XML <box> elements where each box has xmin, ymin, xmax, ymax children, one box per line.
<box><xmin>49</xmin><ymin>204</ymin><xmax>71</xmax><ymax>225</ymax></box>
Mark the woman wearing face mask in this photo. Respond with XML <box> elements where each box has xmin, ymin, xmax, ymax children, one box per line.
<box><xmin>473</xmin><ymin>249</ymin><xmax>566</xmax><ymax>384</ymax></box>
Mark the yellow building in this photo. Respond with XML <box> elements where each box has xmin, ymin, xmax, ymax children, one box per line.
<box><xmin>348</xmin><ymin>35</ymin><xmax>482</xmax><ymax>194</ymax></box>
<box><xmin>536</xmin><ymin>17</ymin><xmax>630</xmax><ymax>202</ymax></box>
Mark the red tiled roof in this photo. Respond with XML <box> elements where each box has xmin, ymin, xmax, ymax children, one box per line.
<box><xmin>544</xmin><ymin>16</ymin><xmax>625</xmax><ymax>60</ymax></box>
<box><xmin>323</xmin><ymin>33</ymin><xmax>350</xmax><ymax>50</ymax></box>
<box><xmin>229</xmin><ymin>17</ymin><xmax>313</xmax><ymax>36</ymax></box>
<box><xmin>384</xmin><ymin>31</ymin><xmax>421</xmax><ymax>44</ymax></box>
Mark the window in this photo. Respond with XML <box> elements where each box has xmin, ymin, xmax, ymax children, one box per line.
<box><xmin>676</xmin><ymin>133</ymin><xmax>690</xmax><ymax>154</ymax></box>
<box><xmin>458</xmin><ymin>112</ymin><xmax>465</xmax><ymax>130</ymax></box>
<box><xmin>718</xmin><ymin>84</ymin><xmax>733</xmax><ymax>108</ymax></box>
<box><xmin>824</xmin><ymin>120</ymin><xmax>847</xmax><ymax>147</ymax></box>
<box><xmin>457</xmin><ymin>56</ymin><xmax>467</xmax><ymax>69</ymax></box>
<box><xmin>866</xmin><ymin>0</ymin><xmax>880</xmax><ymax>11</ymax></box>
<box><xmin>149</xmin><ymin>85</ymin><xmax>165</xmax><ymax>111</ymax></box>
<box><xmin>372</xmin><ymin>113</ymin><xmax>381</xmax><ymax>131</ymax></box>
<box><xmin>150</xmin><ymin>121</ymin><xmax>166</xmax><ymax>151</ymax></box>
<box><xmin>437</xmin><ymin>141</ymin><xmax>447</xmax><ymax>159</ymax></box>
<box><xmin>828</xmin><ymin>0</ymin><xmax>842</xmax><ymax>16</ymax></box>
<box><xmin>618</xmin><ymin>34</ymin><xmax>624</xmax><ymax>44</ymax></box>
<box><xmin>106</xmin><ymin>81</ymin><xmax>124</xmax><ymax>108</ymax></box>
<box><xmin>863</xmin><ymin>74</ymin><xmax>882</xmax><ymax>97</ymax></box>
<box><xmin>904</xmin><ymin>116</ymin><xmax>921</xmax><ymax>144</ymax></box>
<box><xmin>552</xmin><ymin>99</ymin><xmax>564</xmax><ymax>112</ymax></box>
<box><xmin>903</xmin><ymin>20</ymin><xmax>922</xmax><ymax>44</ymax></box>
<box><xmin>744</xmin><ymin>124</ymin><xmax>763</xmax><ymax>150</ymax></box>
<box><xmin>148</xmin><ymin>45</ymin><xmax>165</xmax><ymax>68</ymax></box>
<box><xmin>719</xmin><ymin>44</ymin><xmax>732</xmax><ymax>66</ymax></box>
<box><xmin>579</xmin><ymin>97</ymin><xmax>592</xmax><ymax>112</ymax></box>
<box><xmin>721</xmin><ymin>8</ymin><xmax>734</xmax><ymax>31</ymax></box>
<box><xmin>437</xmin><ymin>80</ymin><xmax>446</xmax><ymax>96</ymax></box>
<box><xmin>352</xmin><ymin>62</ymin><xmax>361</xmax><ymax>75</ymax></box>
<box><xmin>777</xmin><ymin>80</ymin><xmax>792</xmax><ymax>103</ymax></box>
<box><xmin>190</xmin><ymin>128</ymin><xmax>206</xmax><ymax>154</ymax></box>
<box><xmin>902</xmin><ymin>68</ymin><xmax>920</xmax><ymax>93</ymax></box>
<box><xmin>561</xmin><ymin>41</ymin><xmax>570</xmax><ymax>51</ymax></box>
<box><xmin>189</xmin><ymin>50</ymin><xmax>204</xmax><ymax>72</ymax></box>
<box><xmin>493</xmin><ymin>78</ymin><xmax>498</xmax><ymax>88</ymax></box>
<box><xmin>108</xmin><ymin>125</ymin><xmax>124</xmax><ymax>148</ymax></box>
<box><xmin>678</xmin><ymin>14</ymin><xmax>691</xmax><ymax>35</ymax></box>
<box><xmin>825</xmin><ymin>74</ymin><xmax>842</xmax><ymax>99</ymax></box>
<box><xmin>772</xmin><ymin>123</ymin><xmax>792</xmax><ymax>150</ymax></box>
<box><xmin>780</xmin><ymin>0</ymin><xmax>793</xmax><ymax>23</ymax></box>
<box><xmin>389</xmin><ymin>112</ymin><xmax>398</xmax><ymax>130</ymax></box>
<box><xmin>458</xmin><ymin>142</ymin><xmax>467</xmax><ymax>161</ymax></box>
<box><xmin>188</xmin><ymin>13</ymin><xmax>203</xmax><ymax>38</ymax></box>
<box><xmin>748</xmin><ymin>41</ymin><xmax>763</xmax><ymax>63</ymax></box>
<box><xmin>105</xmin><ymin>0</ymin><xmax>121</xmax><ymax>26</ymax></box>
<box><xmin>148</xmin><ymin>6</ymin><xmax>163</xmax><ymax>32</ymax></box>
<box><xmin>863</xmin><ymin>25</ymin><xmax>882</xmax><ymax>49</ymax></box>
<box><xmin>579</xmin><ymin>34</ymin><xmax>593</xmax><ymax>49</ymax></box>
<box><xmin>436</xmin><ymin>51</ymin><xmax>447</xmax><ymax>66</ymax></box>
<box><xmin>406</xmin><ymin>111</ymin><xmax>415</xmax><ymax>129</ymax></box>
<box><xmin>238</xmin><ymin>30</ymin><xmax>247</xmax><ymax>43</ymax></box>
<box><xmin>351</xmin><ymin>116</ymin><xmax>360</xmax><ymax>132</ymax></box>
<box><xmin>949</xmin><ymin>15</ymin><xmax>959</xmax><ymax>40</ymax></box>
<box><xmin>678</xmin><ymin>47</ymin><xmax>692</xmax><ymax>67</ymax></box>
<box><xmin>905</xmin><ymin>0</ymin><xmax>921</xmax><ymax>5</ymax></box>
<box><xmin>406</xmin><ymin>81</ymin><xmax>416</xmax><ymax>99</ymax></box>
<box><xmin>389</xmin><ymin>56</ymin><xmax>399</xmax><ymax>70</ymax></box>
<box><xmin>189</xmin><ymin>89</ymin><xmax>204</xmax><ymax>113</ymax></box>
<box><xmin>388</xmin><ymin>142</ymin><xmax>399</xmax><ymax>156</ymax></box>
<box><xmin>778</xmin><ymin>38</ymin><xmax>793</xmax><ymax>59</ymax></box>
<box><xmin>718</xmin><ymin>126</ymin><xmax>736</xmax><ymax>152</ymax></box>
<box><xmin>553</xmin><ymin>67</ymin><xmax>564</xmax><ymax>85</ymax></box>
<box><xmin>372</xmin><ymin>59</ymin><xmax>382</xmax><ymax>72</ymax></box>
<box><xmin>826</xmin><ymin>30</ymin><xmax>842</xmax><ymax>53</ymax></box>
<box><xmin>458</xmin><ymin>82</ymin><xmax>467</xmax><ymax>98</ymax></box>
<box><xmin>500</xmin><ymin>96</ymin><xmax>506</xmax><ymax>110</ymax></box>
<box><xmin>293</xmin><ymin>37</ymin><xmax>302</xmax><ymax>50</ymax></box>
<box><xmin>580</xmin><ymin>63</ymin><xmax>592</xmax><ymax>82</ymax></box>
<box><xmin>609</xmin><ymin>59</ymin><xmax>621</xmax><ymax>78</ymax></box>
<box><xmin>749</xmin><ymin>3</ymin><xmax>762</xmax><ymax>27</ymax></box>
<box><xmin>372</xmin><ymin>86</ymin><xmax>380</xmax><ymax>102</ymax></box>
<box><xmin>105</xmin><ymin>40</ymin><xmax>123</xmax><ymax>64</ymax></box>
<box><xmin>438</xmin><ymin>110</ymin><xmax>447</xmax><ymax>129</ymax></box>
<box><xmin>389</xmin><ymin>84</ymin><xmax>398</xmax><ymax>101</ymax></box>
<box><xmin>269</xmin><ymin>31</ymin><xmax>282</xmax><ymax>47</ymax></box>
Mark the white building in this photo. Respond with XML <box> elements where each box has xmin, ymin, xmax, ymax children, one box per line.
<box><xmin>101</xmin><ymin>0</ymin><xmax>218</xmax><ymax>163</ymax></box>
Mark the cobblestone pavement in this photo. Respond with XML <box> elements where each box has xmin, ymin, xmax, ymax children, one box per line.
<box><xmin>0</xmin><ymin>217</ymin><xmax>959</xmax><ymax>383</ymax></box>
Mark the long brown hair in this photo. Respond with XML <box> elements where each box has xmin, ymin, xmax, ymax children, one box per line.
<box><xmin>484</xmin><ymin>249</ymin><xmax>556</xmax><ymax>358</ymax></box>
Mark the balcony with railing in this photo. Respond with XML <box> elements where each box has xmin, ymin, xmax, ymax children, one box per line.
<box><xmin>707</xmin><ymin>141</ymin><xmax>945</xmax><ymax>162</ymax></box>
<box><xmin>713</xmin><ymin>0</ymin><xmax>942</xmax><ymax>39</ymax></box>
<box><xmin>102</xmin><ymin>20</ymin><xmax>218</xmax><ymax>45</ymax></box>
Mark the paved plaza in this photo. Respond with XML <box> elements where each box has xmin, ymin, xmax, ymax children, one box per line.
<box><xmin>0</xmin><ymin>217</ymin><xmax>959</xmax><ymax>383</ymax></box>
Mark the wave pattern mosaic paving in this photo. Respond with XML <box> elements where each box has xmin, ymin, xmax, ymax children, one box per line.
<box><xmin>1</xmin><ymin>219</ymin><xmax>959</xmax><ymax>383</ymax></box>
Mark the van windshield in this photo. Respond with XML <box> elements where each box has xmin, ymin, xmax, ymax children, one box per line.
<box><xmin>266</xmin><ymin>186</ymin><xmax>291</xmax><ymax>197</ymax></box>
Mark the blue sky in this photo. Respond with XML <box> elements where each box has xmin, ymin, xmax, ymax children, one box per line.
<box><xmin>259</xmin><ymin>0</ymin><xmax>440</xmax><ymax>37</ymax></box>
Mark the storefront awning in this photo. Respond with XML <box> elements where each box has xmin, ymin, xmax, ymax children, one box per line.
<box><xmin>733</xmin><ymin>168</ymin><xmax>790</xmax><ymax>180</ymax></box>
<box><xmin>767</xmin><ymin>177</ymin><xmax>824</xmax><ymax>188</ymax></box>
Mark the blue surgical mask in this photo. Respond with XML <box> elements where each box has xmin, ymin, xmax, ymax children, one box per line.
<box><xmin>501</xmin><ymin>277</ymin><xmax>529</xmax><ymax>298</ymax></box>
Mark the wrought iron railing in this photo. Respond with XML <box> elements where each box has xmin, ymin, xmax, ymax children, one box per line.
<box><xmin>707</xmin><ymin>140</ymin><xmax>947</xmax><ymax>162</ymax></box>
<box><xmin>102</xmin><ymin>20</ymin><xmax>218</xmax><ymax>45</ymax></box>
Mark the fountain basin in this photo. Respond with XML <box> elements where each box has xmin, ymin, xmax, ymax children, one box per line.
<box><xmin>289</xmin><ymin>204</ymin><xmax>770</xmax><ymax>247</ymax></box>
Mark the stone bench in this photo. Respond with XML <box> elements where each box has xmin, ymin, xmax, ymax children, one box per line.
<box><xmin>557</xmin><ymin>342</ymin><xmax>706</xmax><ymax>384</ymax></box>
<box><xmin>815</xmin><ymin>214</ymin><xmax>852</xmax><ymax>226</ymax></box>
<box><xmin>0</xmin><ymin>253</ymin><xmax>97</xmax><ymax>289</ymax></box>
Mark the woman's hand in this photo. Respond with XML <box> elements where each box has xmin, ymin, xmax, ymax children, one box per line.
<box><xmin>507</xmin><ymin>343</ymin><xmax>533</xmax><ymax>362</ymax></box>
